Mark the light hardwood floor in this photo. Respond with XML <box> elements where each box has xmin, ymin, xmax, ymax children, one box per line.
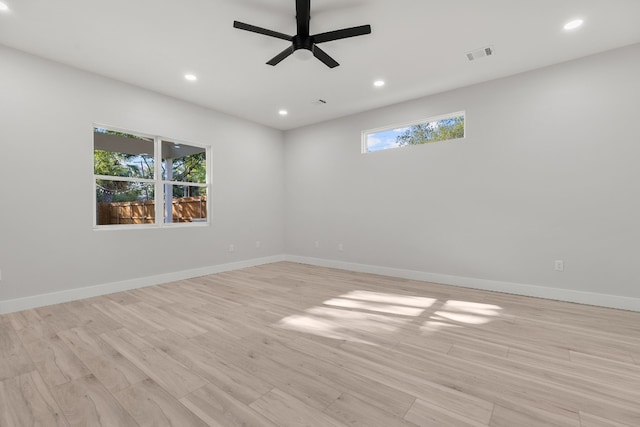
<box><xmin>1</xmin><ymin>262</ymin><xmax>639</xmax><ymax>426</ymax></box>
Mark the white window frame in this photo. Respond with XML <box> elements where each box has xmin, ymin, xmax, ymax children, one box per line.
<box><xmin>93</xmin><ymin>124</ymin><xmax>212</xmax><ymax>230</ymax></box>
<box><xmin>361</xmin><ymin>110</ymin><xmax>466</xmax><ymax>154</ymax></box>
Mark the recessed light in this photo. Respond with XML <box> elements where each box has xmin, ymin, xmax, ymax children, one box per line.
<box><xmin>564</xmin><ymin>19</ymin><xmax>584</xmax><ymax>30</ymax></box>
<box><xmin>373</xmin><ymin>80</ymin><xmax>385</xmax><ymax>87</ymax></box>
<box><xmin>184</xmin><ymin>74</ymin><xmax>197</xmax><ymax>82</ymax></box>
<box><xmin>0</xmin><ymin>2</ymin><xmax>9</xmax><ymax>12</ymax></box>
<box><xmin>279</xmin><ymin>110</ymin><xmax>288</xmax><ymax>116</ymax></box>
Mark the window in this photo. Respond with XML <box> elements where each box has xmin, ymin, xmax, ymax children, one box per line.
<box><xmin>93</xmin><ymin>127</ymin><xmax>209</xmax><ymax>227</ymax></box>
<box><xmin>362</xmin><ymin>111</ymin><xmax>465</xmax><ymax>153</ymax></box>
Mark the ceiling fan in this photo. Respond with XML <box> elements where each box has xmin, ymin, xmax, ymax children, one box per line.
<box><xmin>233</xmin><ymin>0</ymin><xmax>372</xmax><ymax>68</ymax></box>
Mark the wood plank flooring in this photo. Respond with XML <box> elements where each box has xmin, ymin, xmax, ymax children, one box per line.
<box><xmin>1</xmin><ymin>262</ymin><xmax>639</xmax><ymax>426</ymax></box>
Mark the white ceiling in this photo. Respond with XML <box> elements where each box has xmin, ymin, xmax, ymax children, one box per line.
<box><xmin>1</xmin><ymin>0</ymin><xmax>639</xmax><ymax>130</ymax></box>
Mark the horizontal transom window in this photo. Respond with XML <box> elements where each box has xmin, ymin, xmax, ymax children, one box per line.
<box><xmin>362</xmin><ymin>111</ymin><xmax>465</xmax><ymax>153</ymax></box>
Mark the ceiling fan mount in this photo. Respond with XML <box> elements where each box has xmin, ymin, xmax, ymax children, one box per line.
<box><xmin>233</xmin><ymin>0</ymin><xmax>372</xmax><ymax>68</ymax></box>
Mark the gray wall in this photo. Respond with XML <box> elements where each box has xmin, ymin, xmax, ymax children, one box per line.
<box><xmin>0</xmin><ymin>45</ymin><xmax>285</xmax><ymax>302</ymax></box>
<box><xmin>284</xmin><ymin>43</ymin><xmax>640</xmax><ymax>299</ymax></box>
<box><xmin>2</xmin><ymin>41</ymin><xmax>639</xmax><ymax>309</ymax></box>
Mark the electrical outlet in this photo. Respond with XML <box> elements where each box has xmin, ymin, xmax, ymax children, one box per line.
<box><xmin>554</xmin><ymin>260</ymin><xmax>564</xmax><ymax>272</ymax></box>
<box><xmin>255</xmin><ymin>240</ymin><xmax>261</xmax><ymax>249</ymax></box>
<box><xmin>228</xmin><ymin>244</ymin><xmax>235</xmax><ymax>253</ymax></box>
<box><xmin>314</xmin><ymin>241</ymin><xmax>320</xmax><ymax>248</ymax></box>
<box><xmin>338</xmin><ymin>243</ymin><xmax>344</xmax><ymax>252</ymax></box>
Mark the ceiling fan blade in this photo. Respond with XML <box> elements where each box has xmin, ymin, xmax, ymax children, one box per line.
<box><xmin>313</xmin><ymin>25</ymin><xmax>372</xmax><ymax>44</ymax></box>
<box><xmin>312</xmin><ymin>45</ymin><xmax>339</xmax><ymax>68</ymax></box>
<box><xmin>267</xmin><ymin>46</ymin><xmax>295</xmax><ymax>66</ymax></box>
<box><xmin>296</xmin><ymin>0</ymin><xmax>311</xmax><ymax>36</ymax></box>
<box><xmin>233</xmin><ymin>21</ymin><xmax>292</xmax><ymax>42</ymax></box>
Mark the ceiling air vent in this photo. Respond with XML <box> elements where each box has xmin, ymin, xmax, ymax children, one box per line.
<box><xmin>466</xmin><ymin>46</ymin><xmax>494</xmax><ymax>61</ymax></box>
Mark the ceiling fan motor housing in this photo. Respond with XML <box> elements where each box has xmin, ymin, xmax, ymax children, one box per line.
<box><xmin>293</xmin><ymin>35</ymin><xmax>314</xmax><ymax>51</ymax></box>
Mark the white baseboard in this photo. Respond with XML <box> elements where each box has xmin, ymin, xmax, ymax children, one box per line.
<box><xmin>284</xmin><ymin>255</ymin><xmax>640</xmax><ymax>312</ymax></box>
<box><xmin>0</xmin><ymin>255</ymin><xmax>285</xmax><ymax>314</ymax></box>
<box><xmin>3</xmin><ymin>254</ymin><xmax>638</xmax><ymax>314</ymax></box>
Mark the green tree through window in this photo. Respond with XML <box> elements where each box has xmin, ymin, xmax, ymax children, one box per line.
<box><xmin>94</xmin><ymin>127</ymin><xmax>209</xmax><ymax>226</ymax></box>
<box><xmin>396</xmin><ymin>115</ymin><xmax>464</xmax><ymax>147</ymax></box>
<box><xmin>363</xmin><ymin>112</ymin><xmax>465</xmax><ymax>153</ymax></box>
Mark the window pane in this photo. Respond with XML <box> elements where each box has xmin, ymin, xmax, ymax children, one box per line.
<box><xmin>94</xmin><ymin>128</ymin><xmax>154</xmax><ymax>179</ymax></box>
<box><xmin>93</xmin><ymin>126</ymin><xmax>210</xmax><ymax>229</ymax></box>
<box><xmin>163</xmin><ymin>185</ymin><xmax>207</xmax><ymax>223</ymax></box>
<box><xmin>364</xmin><ymin>113</ymin><xmax>465</xmax><ymax>153</ymax></box>
<box><xmin>96</xmin><ymin>180</ymin><xmax>155</xmax><ymax>225</ymax></box>
<box><xmin>162</xmin><ymin>140</ymin><xmax>206</xmax><ymax>183</ymax></box>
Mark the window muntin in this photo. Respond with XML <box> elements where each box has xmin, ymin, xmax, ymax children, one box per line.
<box><xmin>362</xmin><ymin>111</ymin><xmax>465</xmax><ymax>153</ymax></box>
<box><xmin>163</xmin><ymin>186</ymin><xmax>207</xmax><ymax>224</ymax></box>
<box><xmin>93</xmin><ymin>127</ymin><xmax>209</xmax><ymax>228</ymax></box>
<box><xmin>160</xmin><ymin>140</ymin><xmax>208</xmax><ymax>224</ymax></box>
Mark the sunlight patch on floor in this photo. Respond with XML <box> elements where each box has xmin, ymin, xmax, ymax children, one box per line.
<box><xmin>277</xmin><ymin>305</ymin><xmax>411</xmax><ymax>345</ymax></box>
<box><xmin>275</xmin><ymin>313</ymin><xmax>372</xmax><ymax>343</ymax></box>
<box><xmin>323</xmin><ymin>298</ymin><xmax>425</xmax><ymax>316</ymax></box>
<box><xmin>275</xmin><ymin>290</ymin><xmax>502</xmax><ymax>343</ymax></box>
<box><xmin>443</xmin><ymin>300</ymin><xmax>502</xmax><ymax>315</ymax></box>
<box><xmin>420</xmin><ymin>321</ymin><xmax>463</xmax><ymax>333</ymax></box>
<box><xmin>425</xmin><ymin>300</ymin><xmax>503</xmax><ymax>331</ymax></box>
<box><xmin>341</xmin><ymin>290</ymin><xmax>437</xmax><ymax>308</ymax></box>
<box><xmin>432</xmin><ymin>311</ymin><xmax>492</xmax><ymax>325</ymax></box>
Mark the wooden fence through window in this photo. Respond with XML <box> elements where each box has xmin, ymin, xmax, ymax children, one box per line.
<box><xmin>97</xmin><ymin>196</ymin><xmax>207</xmax><ymax>225</ymax></box>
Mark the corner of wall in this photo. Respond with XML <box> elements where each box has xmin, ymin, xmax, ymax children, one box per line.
<box><xmin>283</xmin><ymin>255</ymin><xmax>640</xmax><ymax>313</ymax></box>
<box><xmin>0</xmin><ymin>255</ymin><xmax>285</xmax><ymax>315</ymax></box>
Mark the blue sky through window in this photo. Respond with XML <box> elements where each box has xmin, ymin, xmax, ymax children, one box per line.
<box><xmin>363</xmin><ymin>112</ymin><xmax>464</xmax><ymax>153</ymax></box>
<box><xmin>366</xmin><ymin>127</ymin><xmax>409</xmax><ymax>152</ymax></box>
